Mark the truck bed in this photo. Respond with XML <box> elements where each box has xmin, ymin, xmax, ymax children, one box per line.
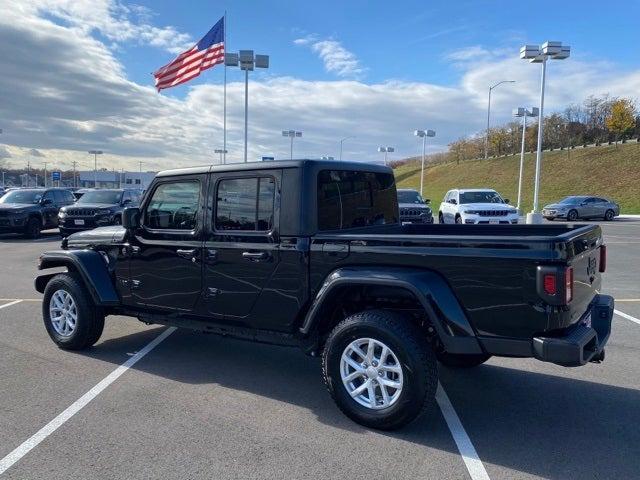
<box><xmin>310</xmin><ymin>223</ymin><xmax>603</xmax><ymax>341</ymax></box>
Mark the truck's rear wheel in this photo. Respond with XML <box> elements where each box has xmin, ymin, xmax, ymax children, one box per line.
<box><xmin>42</xmin><ymin>273</ymin><xmax>105</xmax><ymax>350</ymax></box>
<box><xmin>437</xmin><ymin>351</ymin><xmax>490</xmax><ymax>368</ymax></box>
<box><xmin>322</xmin><ymin>310</ymin><xmax>438</xmax><ymax>430</ymax></box>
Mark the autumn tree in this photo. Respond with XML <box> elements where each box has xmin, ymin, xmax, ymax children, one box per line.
<box><xmin>606</xmin><ymin>98</ymin><xmax>636</xmax><ymax>145</ymax></box>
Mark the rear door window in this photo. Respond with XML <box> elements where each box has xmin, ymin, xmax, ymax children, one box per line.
<box><xmin>215</xmin><ymin>177</ymin><xmax>275</xmax><ymax>231</ymax></box>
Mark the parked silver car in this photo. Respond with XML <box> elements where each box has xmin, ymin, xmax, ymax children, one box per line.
<box><xmin>543</xmin><ymin>196</ymin><xmax>620</xmax><ymax>221</ymax></box>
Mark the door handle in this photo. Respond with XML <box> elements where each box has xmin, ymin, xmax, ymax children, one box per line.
<box><xmin>176</xmin><ymin>248</ymin><xmax>197</xmax><ymax>259</ymax></box>
<box><xmin>242</xmin><ymin>251</ymin><xmax>269</xmax><ymax>261</ymax></box>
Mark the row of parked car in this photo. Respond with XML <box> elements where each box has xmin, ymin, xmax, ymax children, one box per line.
<box><xmin>0</xmin><ymin>187</ymin><xmax>142</xmax><ymax>238</ymax></box>
<box><xmin>398</xmin><ymin>188</ymin><xmax>620</xmax><ymax>225</ymax></box>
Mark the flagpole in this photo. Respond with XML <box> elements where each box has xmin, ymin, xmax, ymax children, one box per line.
<box><xmin>223</xmin><ymin>10</ymin><xmax>227</xmax><ymax>164</ymax></box>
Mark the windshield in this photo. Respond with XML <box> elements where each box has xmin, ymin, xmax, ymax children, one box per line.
<box><xmin>558</xmin><ymin>196</ymin><xmax>583</xmax><ymax>204</ymax></box>
<box><xmin>459</xmin><ymin>191</ymin><xmax>503</xmax><ymax>204</ymax></box>
<box><xmin>0</xmin><ymin>190</ymin><xmax>43</xmax><ymax>204</ymax></box>
<box><xmin>397</xmin><ymin>190</ymin><xmax>425</xmax><ymax>204</ymax></box>
<box><xmin>77</xmin><ymin>190</ymin><xmax>122</xmax><ymax>204</ymax></box>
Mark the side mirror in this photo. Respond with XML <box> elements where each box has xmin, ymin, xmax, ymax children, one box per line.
<box><xmin>424</xmin><ymin>198</ymin><xmax>431</xmax><ymax>204</ymax></box>
<box><xmin>122</xmin><ymin>207</ymin><xmax>141</xmax><ymax>229</ymax></box>
<box><xmin>42</xmin><ymin>198</ymin><xmax>53</xmax><ymax>206</ymax></box>
<box><xmin>503</xmin><ymin>198</ymin><xmax>510</xmax><ymax>204</ymax></box>
<box><xmin>122</xmin><ymin>198</ymin><xmax>132</xmax><ymax>206</ymax></box>
<box><xmin>450</xmin><ymin>199</ymin><xmax>457</xmax><ymax>205</ymax></box>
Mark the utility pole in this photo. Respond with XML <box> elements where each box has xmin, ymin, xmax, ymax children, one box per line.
<box><xmin>72</xmin><ymin>161</ymin><xmax>77</xmax><ymax>188</ymax></box>
<box><xmin>43</xmin><ymin>162</ymin><xmax>48</xmax><ymax>188</ymax></box>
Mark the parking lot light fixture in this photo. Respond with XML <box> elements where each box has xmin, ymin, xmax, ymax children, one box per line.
<box><xmin>214</xmin><ymin>148</ymin><xmax>228</xmax><ymax>164</ymax></box>
<box><xmin>414</xmin><ymin>130</ymin><xmax>435</xmax><ymax>197</ymax></box>
<box><xmin>282</xmin><ymin>130</ymin><xmax>302</xmax><ymax>160</ymax></box>
<box><xmin>88</xmin><ymin>150</ymin><xmax>103</xmax><ymax>188</ymax></box>
<box><xmin>226</xmin><ymin>50</ymin><xmax>270</xmax><ymax>162</ymax></box>
<box><xmin>485</xmin><ymin>80</ymin><xmax>516</xmax><ymax>159</ymax></box>
<box><xmin>521</xmin><ymin>41</ymin><xmax>571</xmax><ymax>224</ymax></box>
<box><xmin>339</xmin><ymin>136</ymin><xmax>355</xmax><ymax>161</ymax></box>
<box><xmin>377</xmin><ymin>146</ymin><xmax>394</xmax><ymax>165</ymax></box>
<box><xmin>513</xmin><ymin>107</ymin><xmax>539</xmax><ymax>212</ymax></box>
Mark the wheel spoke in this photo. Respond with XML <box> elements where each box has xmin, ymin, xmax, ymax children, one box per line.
<box><xmin>367</xmin><ymin>381</ymin><xmax>376</xmax><ymax>407</ymax></box>
<box><xmin>350</xmin><ymin>380</ymin><xmax>370</xmax><ymax>398</ymax></box>
<box><xmin>344</xmin><ymin>370</ymin><xmax>364</xmax><ymax>383</ymax></box>
<box><xmin>342</xmin><ymin>355</ymin><xmax>364</xmax><ymax>373</ymax></box>
<box><xmin>379</xmin><ymin>377</ymin><xmax>401</xmax><ymax>390</ymax></box>
<box><xmin>366</xmin><ymin>339</ymin><xmax>375</xmax><ymax>362</ymax></box>
<box><xmin>351</xmin><ymin>344</ymin><xmax>368</xmax><ymax>361</ymax></box>
<box><xmin>380</xmin><ymin>383</ymin><xmax>390</xmax><ymax>406</ymax></box>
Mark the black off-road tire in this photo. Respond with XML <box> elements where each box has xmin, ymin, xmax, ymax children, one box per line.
<box><xmin>322</xmin><ymin>309</ymin><xmax>438</xmax><ymax>430</ymax></box>
<box><xmin>24</xmin><ymin>217</ymin><xmax>41</xmax><ymax>239</ymax></box>
<box><xmin>567</xmin><ymin>209</ymin><xmax>578</xmax><ymax>221</ymax></box>
<box><xmin>42</xmin><ymin>273</ymin><xmax>105</xmax><ymax>350</ymax></box>
<box><xmin>436</xmin><ymin>351</ymin><xmax>491</xmax><ymax>368</ymax></box>
<box><xmin>438</xmin><ymin>212</ymin><xmax>444</xmax><ymax>224</ymax></box>
<box><xmin>604</xmin><ymin>209</ymin><xmax>614</xmax><ymax>221</ymax></box>
<box><xmin>455</xmin><ymin>215</ymin><xmax>463</xmax><ymax>224</ymax></box>
<box><xmin>113</xmin><ymin>215</ymin><xmax>122</xmax><ymax>225</ymax></box>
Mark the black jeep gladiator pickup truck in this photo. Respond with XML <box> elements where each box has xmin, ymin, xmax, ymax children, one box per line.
<box><xmin>35</xmin><ymin>160</ymin><xmax>613</xmax><ymax>430</ymax></box>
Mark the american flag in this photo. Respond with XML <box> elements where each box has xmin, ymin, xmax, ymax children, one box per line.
<box><xmin>153</xmin><ymin>17</ymin><xmax>225</xmax><ymax>91</ymax></box>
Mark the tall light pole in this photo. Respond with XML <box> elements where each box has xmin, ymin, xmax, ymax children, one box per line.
<box><xmin>521</xmin><ymin>41</ymin><xmax>571</xmax><ymax>224</ymax></box>
<box><xmin>339</xmin><ymin>136</ymin><xmax>355</xmax><ymax>161</ymax></box>
<box><xmin>282</xmin><ymin>130</ymin><xmax>302</xmax><ymax>160</ymax></box>
<box><xmin>513</xmin><ymin>107</ymin><xmax>539</xmax><ymax>212</ymax></box>
<box><xmin>225</xmin><ymin>50</ymin><xmax>269</xmax><ymax>162</ymax></box>
<box><xmin>485</xmin><ymin>80</ymin><xmax>516</xmax><ymax>159</ymax></box>
<box><xmin>214</xmin><ymin>148</ymin><xmax>228</xmax><ymax>164</ymax></box>
<box><xmin>377</xmin><ymin>146</ymin><xmax>394</xmax><ymax>165</ymax></box>
<box><xmin>88</xmin><ymin>150</ymin><xmax>103</xmax><ymax>188</ymax></box>
<box><xmin>414</xmin><ymin>129</ymin><xmax>436</xmax><ymax>197</ymax></box>
<box><xmin>43</xmin><ymin>161</ymin><xmax>48</xmax><ymax>188</ymax></box>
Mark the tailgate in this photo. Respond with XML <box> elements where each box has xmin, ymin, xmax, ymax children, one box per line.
<box><xmin>563</xmin><ymin>225</ymin><xmax>604</xmax><ymax>326</ymax></box>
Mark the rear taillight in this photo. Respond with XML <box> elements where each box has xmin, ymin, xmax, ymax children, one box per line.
<box><xmin>599</xmin><ymin>245</ymin><xmax>607</xmax><ymax>273</ymax></box>
<box><xmin>537</xmin><ymin>265</ymin><xmax>573</xmax><ymax>305</ymax></box>
<box><xmin>565</xmin><ymin>266</ymin><xmax>573</xmax><ymax>304</ymax></box>
<box><xmin>543</xmin><ymin>274</ymin><xmax>557</xmax><ymax>295</ymax></box>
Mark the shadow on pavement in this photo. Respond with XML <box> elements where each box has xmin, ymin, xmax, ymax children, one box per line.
<box><xmin>440</xmin><ymin>362</ymin><xmax>640</xmax><ymax>478</ymax></box>
<box><xmin>73</xmin><ymin>326</ymin><xmax>640</xmax><ymax>478</ymax></box>
<box><xmin>0</xmin><ymin>229</ymin><xmax>61</xmax><ymax>243</ymax></box>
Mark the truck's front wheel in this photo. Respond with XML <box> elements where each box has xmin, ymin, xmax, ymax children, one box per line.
<box><xmin>322</xmin><ymin>310</ymin><xmax>438</xmax><ymax>430</ymax></box>
<box><xmin>42</xmin><ymin>273</ymin><xmax>105</xmax><ymax>350</ymax></box>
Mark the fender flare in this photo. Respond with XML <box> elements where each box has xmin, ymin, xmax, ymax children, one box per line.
<box><xmin>300</xmin><ymin>267</ymin><xmax>483</xmax><ymax>355</ymax></box>
<box><xmin>35</xmin><ymin>250</ymin><xmax>120</xmax><ymax>306</ymax></box>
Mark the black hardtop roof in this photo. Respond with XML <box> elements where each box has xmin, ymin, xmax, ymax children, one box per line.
<box><xmin>156</xmin><ymin>159</ymin><xmax>393</xmax><ymax>178</ymax></box>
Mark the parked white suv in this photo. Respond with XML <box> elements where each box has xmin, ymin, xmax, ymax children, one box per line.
<box><xmin>438</xmin><ymin>189</ymin><xmax>519</xmax><ymax>224</ymax></box>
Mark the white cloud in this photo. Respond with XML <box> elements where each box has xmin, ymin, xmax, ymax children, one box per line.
<box><xmin>294</xmin><ymin>35</ymin><xmax>365</xmax><ymax>79</ymax></box>
<box><xmin>14</xmin><ymin>0</ymin><xmax>193</xmax><ymax>54</ymax></box>
<box><xmin>0</xmin><ymin>3</ymin><xmax>638</xmax><ymax>171</ymax></box>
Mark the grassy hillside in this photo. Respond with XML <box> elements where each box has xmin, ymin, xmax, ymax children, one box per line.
<box><xmin>393</xmin><ymin>142</ymin><xmax>640</xmax><ymax>214</ymax></box>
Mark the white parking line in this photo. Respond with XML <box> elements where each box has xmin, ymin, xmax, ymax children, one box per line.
<box><xmin>436</xmin><ymin>383</ymin><xmax>490</xmax><ymax>480</ymax></box>
<box><xmin>0</xmin><ymin>327</ymin><xmax>176</xmax><ymax>475</ymax></box>
<box><xmin>0</xmin><ymin>300</ymin><xmax>22</xmax><ymax>310</ymax></box>
<box><xmin>615</xmin><ymin>309</ymin><xmax>640</xmax><ymax>326</ymax></box>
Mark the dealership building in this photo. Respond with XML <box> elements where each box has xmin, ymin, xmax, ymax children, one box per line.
<box><xmin>77</xmin><ymin>171</ymin><xmax>156</xmax><ymax>189</ymax></box>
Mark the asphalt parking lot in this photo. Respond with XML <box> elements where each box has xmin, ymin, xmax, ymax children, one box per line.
<box><xmin>1</xmin><ymin>220</ymin><xmax>639</xmax><ymax>479</ymax></box>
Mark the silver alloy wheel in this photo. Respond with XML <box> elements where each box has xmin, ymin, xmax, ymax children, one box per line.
<box><xmin>49</xmin><ymin>289</ymin><xmax>78</xmax><ymax>337</ymax></box>
<box><xmin>340</xmin><ymin>338</ymin><xmax>404</xmax><ymax>410</ymax></box>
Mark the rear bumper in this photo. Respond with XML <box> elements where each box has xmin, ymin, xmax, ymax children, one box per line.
<box><xmin>532</xmin><ymin>294</ymin><xmax>613</xmax><ymax>366</ymax></box>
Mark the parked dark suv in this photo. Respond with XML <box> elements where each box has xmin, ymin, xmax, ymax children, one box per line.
<box><xmin>58</xmin><ymin>189</ymin><xmax>141</xmax><ymax>236</ymax></box>
<box><xmin>0</xmin><ymin>188</ymin><xmax>75</xmax><ymax>238</ymax></box>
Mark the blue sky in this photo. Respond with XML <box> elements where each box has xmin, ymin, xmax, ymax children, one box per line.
<box><xmin>0</xmin><ymin>0</ymin><xmax>639</xmax><ymax>169</ymax></box>
<box><xmin>126</xmin><ymin>0</ymin><xmax>640</xmax><ymax>91</ymax></box>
